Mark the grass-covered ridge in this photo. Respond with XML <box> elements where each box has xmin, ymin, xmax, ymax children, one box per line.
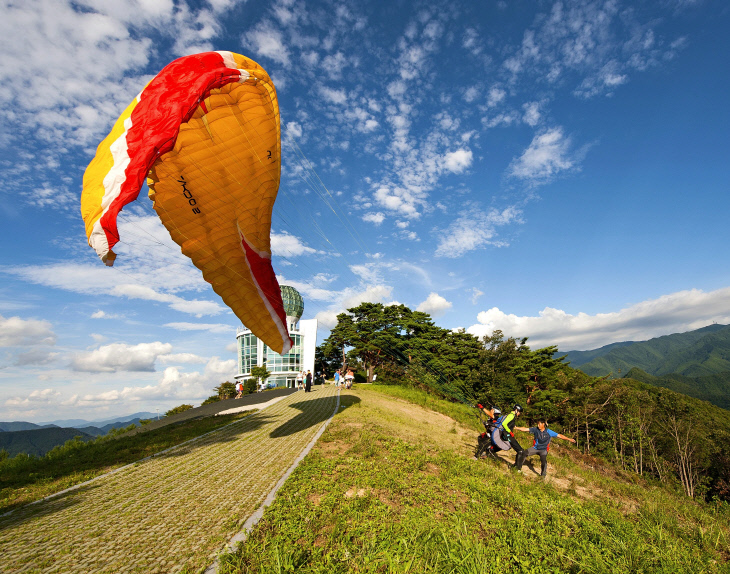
<box><xmin>0</xmin><ymin>410</ymin><xmax>254</xmax><ymax>513</ymax></box>
<box><xmin>219</xmin><ymin>386</ymin><xmax>730</xmax><ymax>574</ymax></box>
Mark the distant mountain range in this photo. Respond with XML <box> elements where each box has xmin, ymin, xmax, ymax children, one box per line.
<box><xmin>0</xmin><ymin>412</ymin><xmax>157</xmax><ymax>433</ymax></box>
<box><xmin>0</xmin><ymin>427</ymin><xmax>96</xmax><ymax>457</ymax></box>
<box><xmin>0</xmin><ymin>413</ymin><xmax>156</xmax><ymax>457</ymax></box>
<box><xmin>561</xmin><ymin>323</ymin><xmax>730</xmax><ymax>410</ymax></box>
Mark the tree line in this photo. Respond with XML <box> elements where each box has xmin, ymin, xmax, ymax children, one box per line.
<box><xmin>318</xmin><ymin>302</ymin><xmax>730</xmax><ymax>502</ymax></box>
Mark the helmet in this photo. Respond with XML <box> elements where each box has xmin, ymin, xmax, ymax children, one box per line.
<box><xmin>514</xmin><ymin>404</ymin><xmax>523</xmax><ymax>413</ymax></box>
<box><xmin>493</xmin><ymin>407</ymin><xmax>502</xmax><ymax>417</ymax></box>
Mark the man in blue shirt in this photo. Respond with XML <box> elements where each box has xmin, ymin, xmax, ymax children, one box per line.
<box><xmin>514</xmin><ymin>420</ymin><xmax>576</xmax><ymax>477</ymax></box>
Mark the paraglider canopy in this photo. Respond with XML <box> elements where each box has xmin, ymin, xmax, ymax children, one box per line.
<box><xmin>81</xmin><ymin>51</ymin><xmax>293</xmax><ymax>354</ymax></box>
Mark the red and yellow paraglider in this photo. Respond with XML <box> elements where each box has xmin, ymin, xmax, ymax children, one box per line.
<box><xmin>80</xmin><ymin>51</ymin><xmax>293</xmax><ymax>354</ymax></box>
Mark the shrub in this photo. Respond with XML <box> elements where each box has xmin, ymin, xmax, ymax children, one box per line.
<box><xmin>165</xmin><ymin>404</ymin><xmax>194</xmax><ymax>417</ymax></box>
<box><xmin>201</xmin><ymin>395</ymin><xmax>220</xmax><ymax>406</ymax></box>
<box><xmin>243</xmin><ymin>379</ymin><xmax>257</xmax><ymax>394</ymax></box>
<box><xmin>214</xmin><ymin>382</ymin><xmax>236</xmax><ymax>400</ymax></box>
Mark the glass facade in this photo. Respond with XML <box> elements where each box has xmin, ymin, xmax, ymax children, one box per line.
<box><xmin>238</xmin><ymin>333</ymin><xmax>258</xmax><ymax>374</ymax></box>
<box><xmin>237</xmin><ymin>333</ymin><xmax>303</xmax><ymax>388</ymax></box>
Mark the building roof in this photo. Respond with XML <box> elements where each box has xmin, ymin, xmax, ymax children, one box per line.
<box><xmin>280</xmin><ymin>285</ymin><xmax>304</xmax><ymax>318</ymax></box>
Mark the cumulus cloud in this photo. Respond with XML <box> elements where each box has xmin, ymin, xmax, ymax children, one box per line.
<box><xmin>14</xmin><ymin>348</ymin><xmax>59</xmax><ymax>366</ymax></box>
<box><xmin>466</xmin><ymin>286</ymin><xmax>730</xmax><ymax>351</ymax></box>
<box><xmin>314</xmin><ymin>284</ymin><xmax>395</xmax><ymax>328</ymax></box>
<box><xmin>91</xmin><ymin>310</ymin><xmax>124</xmax><ymax>319</ymax></box>
<box><xmin>5</xmin><ymin>388</ymin><xmax>61</xmax><ymax>407</ymax></box>
<box><xmin>443</xmin><ymin>149</ymin><xmax>473</xmax><ymax>173</ymax></box>
<box><xmin>163</xmin><ymin>322</ymin><xmax>235</xmax><ymax>334</ymax></box>
<box><xmin>243</xmin><ymin>22</ymin><xmax>291</xmax><ymax>66</ymax></box>
<box><xmin>416</xmin><ymin>292</ymin><xmax>453</xmax><ymax>317</ymax></box>
<box><xmin>436</xmin><ymin>206</ymin><xmax>522</xmax><ymax>258</ymax></box>
<box><xmin>362</xmin><ymin>212</ymin><xmax>385</xmax><ymax>225</ymax></box>
<box><xmin>509</xmin><ymin>128</ymin><xmax>574</xmax><ymax>184</ymax></box>
<box><xmin>0</xmin><ymin>314</ymin><xmax>56</xmax><ymax>347</ymax></box>
<box><xmin>271</xmin><ymin>232</ymin><xmax>324</xmax><ymax>257</ymax></box>
<box><xmin>72</xmin><ymin>342</ymin><xmax>173</xmax><ymax>372</ymax></box>
<box><xmin>63</xmin><ymin>357</ymin><xmax>237</xmax><ymax>407</ymax></box>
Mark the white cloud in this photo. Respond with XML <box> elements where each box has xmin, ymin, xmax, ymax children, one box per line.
<box><xmin>164</xmin><ymin>322</ymin><xmax>235</xmax><ymax>334</ymax></box>
<box><xmin>362</xmin><ymin>212</ymin><xmax>385</xmax><ymax>225</ymax></box>
<box><xmin>91</xmin><ymin>310</ymin><xmax>124</xmax><ymax>319</ymax></box>
<box><xmin>487</xmin><ymin>87</ymin><xmax>506</xmax><ymax>107</ymax></box>
<box><xmin>5</xmin><ymin>388</ymin><xmax>61</xmax><ymax>407</ymax></box>
<box><xmin>72</xmin><ymin>342</ymin><xmax>173</xmax><ymax>372</ymax></box>
<box><xmin>436</xmin><ymin>206</ymin><xmax>522</xmax><ymax>258</ymax></box>
<box><xmin>271</xmin><ymin>232</ymin><xmax>324</xmax><ymax>257</ymax></box>
<box><xmin>466</xmin><ymin>287</ymin><xmax>730</xmax><ymax>351</ymax></box>
<box><xmin>243</xmin><ymin>22</ymin><xmax>291</xmax><ymax>66</ymax></box>
<box><xmin>314</xmin><ymin>284</ymin><xmax>395</xmax><ymax>329</ymax></box>
<box><xmin>14</xmin><ymin>348</ymin><xmax>59</xmax><ymax>366</ymax></box>
<box><xmin>0</xmin><ymin>314</ymin><xmax>56</xmax><ymax>347</ymax></box>
<box><xmin>320</xmin><ymin>86</ymin><xmax>348</xmax><ymax>105</ymax></box>
<box><xmin>158</xmin><ymin>353</ymin><xmax>208</xmax><ymax>364</ymax></box>
<box><xmin>470</xmin><ymin>288</ymin><xmax>484</xmax><ymax>305</ymax></box>
<box><xmin>64</xmin><ymin>357</ymin><xmax>237</xmax><ymax>406</ymax></box>
<box><xmin>443</xmin><ymin>149</ymin><xmax>473</xmax><ymax>173</ymax></box>
<box><xmin>509</xmin><ymin>128</ymin><xmax>574</xmax><ymax>183</ymax></box>
<box><xmin>522</xmin><ymin>101</ymin><xmax>541</xmax><ymax>126</ymax></box>
<box><xmin>416</xmin><ymin>292</ymin><xmax>453</xmax><ymax>317</ymax></box>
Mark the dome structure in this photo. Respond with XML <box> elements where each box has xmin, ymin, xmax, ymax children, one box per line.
<box><xmin>280</xmin><ymin>285</ymin><xmax>304</xmax><ymax>319</ymax></box>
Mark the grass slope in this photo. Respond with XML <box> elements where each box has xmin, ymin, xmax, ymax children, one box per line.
<box><xmin>219</xmin><ymin>386</ymin><xmax>730</xmax><ymax>574</ymax></box>
<box><xmin>0</xmin><ymin>410</ymin><xmax>254</xmax><ymax>513</ymax></box>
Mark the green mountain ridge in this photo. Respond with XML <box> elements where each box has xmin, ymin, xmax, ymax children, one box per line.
<box><xmin>561</xmin><ymin>323</ymin><xmax>730</xmax><ymax>409</ymax></box>
<box><xmin>0</xmin><ymin>427</ymin><xmax>95</xmax><ymax>457</ymax></box>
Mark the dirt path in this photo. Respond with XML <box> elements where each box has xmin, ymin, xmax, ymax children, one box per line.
<box><xmin>0</xmin><ymin>386</ymin><xmax>338</xmax><ymax>574</ymax></box>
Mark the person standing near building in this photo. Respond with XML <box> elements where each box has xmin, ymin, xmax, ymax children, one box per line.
<box><xmin>296</xmin><ymin>371</ymin><xmax>304</xmax><ymax>390</ymax></box>
<box><xmin>514</xmin><ymin>420</ymin><xmax>575</xmax><ymax>476</ymax></box>
<box><xmin>305</xmin><ymin>370</ymin><xmax>312</xmax><ymax>392</ymax></box>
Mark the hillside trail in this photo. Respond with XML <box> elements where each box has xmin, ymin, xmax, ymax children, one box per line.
<box><xmin>0</xmin><ymin>385</ymin><xmax>339</xmax><ymax>574</ymax></box>
<box><xmin>352</xmin><ymin>390</ymin><xmax>601</xmax><ymax>502</ymax></box>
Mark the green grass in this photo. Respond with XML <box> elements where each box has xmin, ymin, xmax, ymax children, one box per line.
<box><xmin>0</xmin><ymin>410</ymin><xmax>255</xmax><ymax>513</ymax></box>
<box><xmin>368</xmin><ymin>383</ymin><xmax>483</xmax><ymax>432</ymax></box>
<box><xmin>217</xmin><ymin>387</ymin><xmax>730</xmax><ymax>574</ymax></box>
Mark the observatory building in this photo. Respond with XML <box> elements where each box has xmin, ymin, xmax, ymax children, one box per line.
<box><xmin>235</xmin><ymin>285</ymin><xmax>318</xmax><ymax>388</ymax></box>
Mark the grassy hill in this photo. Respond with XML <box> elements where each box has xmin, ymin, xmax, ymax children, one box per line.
<box><xmin>561</xmin><ymin>323</ymin><xmax>730</xmax><ymax>409</ymax></box>
<box><xmin>0</xmin><ymin>427</ymin><xmax>95</xmax><ymax>457</ymax></box>
<box><xmin>218</xmin><ymin>386</ymin><xmax>730</xmax><ymax>574</ymax></box>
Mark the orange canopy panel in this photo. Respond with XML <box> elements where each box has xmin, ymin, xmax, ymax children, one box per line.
<box><xmin>81</xmin><ymin>51</ymin><xmax>293</xmax><ymax>354</ymax></box>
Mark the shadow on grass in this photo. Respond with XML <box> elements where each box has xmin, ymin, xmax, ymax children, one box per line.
<box><xmin>0</xmin><ymin>481</ymin><xmax>102</xmax><ymax>531</ymax></box>
<box><xmin>269</xmin><ymin>392</ymin><xmax>360</xmax><ymax>438</ymax></box>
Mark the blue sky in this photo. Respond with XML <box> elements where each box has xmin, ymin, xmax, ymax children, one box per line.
<box><xmin>1</xmin><ymin>0</ymin><xmax>729</xmax><ymax>422</ymax></box>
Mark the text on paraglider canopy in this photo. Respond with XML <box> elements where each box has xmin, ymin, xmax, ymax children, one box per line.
<box><xmin>177</xmin><ymin>175</ymin><xmax>201</xmax><ymax>215</ymax></box>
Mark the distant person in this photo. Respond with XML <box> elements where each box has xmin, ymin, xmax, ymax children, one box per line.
<box><xmin>305</xmin><ymin>370</ymin><xmax>312</xmax><ymax>392</ymax></box>
<box><xmin>296</xmin><ymin>371</ymin><xmax>304</xmax><ymax>390</ymax></box>
<box><xmin>514</xmin><ymin>420</ymin><xmax>576</xmax><ymax>477</ymax></box>
<box><xmin>345</xmin><ymin>370</ymin><xmax>354</xmax><ymax>389</ymax></box>
<box><xmin>500</xmin><ymin>405</ymin><xmax>525</xmax><ymax>464</ymax></box>
<box><xmin>235</xmin><ymin>381</ymin><xmax>243</xmax><ymax>399</ymax></box>
<box><xmin>334</xmin><ymin>370</ymin><xmax>341</xmax><ymax>387</ymax></box>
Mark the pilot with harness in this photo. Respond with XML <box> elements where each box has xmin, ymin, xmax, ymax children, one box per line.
<box><xmin>500</xmin><ymin>405</ymin><xmax>525</xmax><ymax>464</ymax></box>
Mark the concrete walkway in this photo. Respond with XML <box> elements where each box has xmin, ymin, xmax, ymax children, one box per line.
<box><xmin>0</xmin><ymin>386</ymin><xmax>338</xmax><ymax>574</ymax></box>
